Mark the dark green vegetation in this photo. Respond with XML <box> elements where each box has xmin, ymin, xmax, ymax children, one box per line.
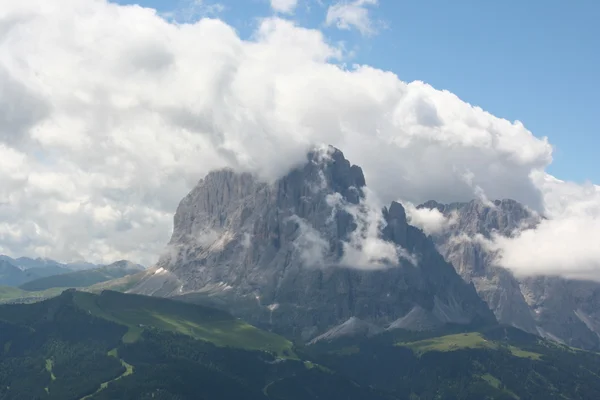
<box><xmin>0</xmin><ymin>291</ymin><xmax>387</xmax><ymax>400</ymax></box>
<box><xmin>305</xmin><ymin>326</ymin><xmax>600</xmax><ymax>399</ymax></box>
<box><xmin>19</xmin><ymin>262</ymin><xmax>144</xmax><ymax>291</ymax></box>
<box><xmin>69</xmin><ymin>290</ymin><xmax>293</xmax><ymax>353</ymax></box>
<box><xmin>2</xmin><ymin>291</ymin><xmax>600</xmax><ymax>399</ymax></box>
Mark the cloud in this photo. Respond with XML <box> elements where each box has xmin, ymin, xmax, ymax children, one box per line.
<box><xmin>271</xmin><ymin>0</ymin><xmax>298</xmax><ymax>14</ymax></box>
<box><xmin>327</xmin><ymin>189</ymin><xmax>414</xmax><ymax>269</ymax></box>
<box><xmin>288</xmin><ymin>214</ymin><xmax>329</xmax><ymax>267</ymax></box>
<box><xmin>490</xmin><ymin>173</ymin><xmax>600</xmax><ymax>280</ymax></box>
<box><xmin>325</xmin><ymin>0</ymin><xmax>380</xmax><ymax>36</ymax></box>
<box><xmin>403</xmin><ymin>202</ymin><xmax>457</xmax><ymax>236</ymax></box>
<box><xmin>161</xmin><ymin>0</ymin><xmax>225</xmax><ymax>23</ymax></box>
<box><xmin>460</xmin><ymin>170</ymin><xmax>497</xmax><ymax>209</ymax></box>
<box><xmin>2</xmin><ymin>0</ymin><xmax>596</xmax><ymax>278</ymax></box>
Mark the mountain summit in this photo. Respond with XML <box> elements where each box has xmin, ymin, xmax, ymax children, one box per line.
<box><xmin>131</xmin><ymin>146</ymin><xmax>494</xmax><ymax>339</ymax></box>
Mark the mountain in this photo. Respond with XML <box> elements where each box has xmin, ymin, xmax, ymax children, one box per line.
<box><xmin>0</xmin><ymin>255</ymin><xmax>99</xmax><ymax>272</ymax></box>
<box><xmin>18</xmin><ymin>260</ymin><xmax>145</xmax><ymax>291</ymax></box>
<box><xmin>65</xmin><ymin>260</ymin><xmax>99</xmax><ymax>271</ymax></box>
<box><xmin>3</xmin><ymin>290</ymin><xmax>600</xmax><ymax>399</ymax></box>
<box><xmin>0</xmin><ymin>259</ymin><xmax>68</xmax><ymax>287</ymax></box>
<box><xmin>26</xmin><ymin>264</ymin><xmax>72</xmax><ymax>278</ymax></box>
<box><xmin>129</xmin><ymin>146</ymin><xmax>495</xmax><ymax>340</ymax></box>
<box><xmin>519</xmin><ymin>275</ymin><xmax>600</xmax><ymax>350</ymax></box>
<box><xmin>8</xmin><ymin>256</ymin><xmax>65</xmax><ymax>270</ymax></box>
<box><xmin>0</xmin><ymin>256</ymin><xmax>97</xmax><ymax>288</ymax></box>
<box><xmin>420</xmin><ymin>199</ymin><xmax>600</xmax><ymax>350</ymax></box>
<box><xmin>0</xmin><ymin>260</ymin><xmax>34</xmax><ymax>286</ymax></box>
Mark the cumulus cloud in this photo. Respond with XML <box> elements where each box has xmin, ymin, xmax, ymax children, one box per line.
<box><xmin>403</xmin><ymin>202</ymin><xmax>457</xmax><ymax>236</ymax></box>
<box><xmin>270</xmin><ymin>0</ymin><xmax>298</xmax><ymax>14</ymax></box>
<box><xmin>325</xmin><ymin>0</ymin><xmax>380</xmax><ymax>36</ymax></box>
<box><xmin>2</xmin><ymin>0</ymin><xmax>596</xmax><ymax>279</ymax></box>
<box><xmin>491</xmin><ymin>174</ymin><xmax>600</xmax><ymax>280</ymax></box>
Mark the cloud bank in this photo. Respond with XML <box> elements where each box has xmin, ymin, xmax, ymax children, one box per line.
<box><xmin>0</xmin><ymin>0</ymin><xmax>597</xmax><ymax>279</ymax></box>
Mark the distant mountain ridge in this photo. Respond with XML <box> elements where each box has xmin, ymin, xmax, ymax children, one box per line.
<box><xmin>0</xmin><ymin>260</ymin><xmax>35</xmax><ymax>287</ymax></box>
<box><xmin>0</xmin><ymin>255</ymin><xmax>144</xmax><ymax>290</ymax></box>
<box><xmin>0</xmin><ymin>255</ymin><xmax>97</xmax><ymax>271</ymax></box>
<box><xmin>19</xmin><ymin>260</ymin><xmax>145</xmax><ymax>291</ymax></box>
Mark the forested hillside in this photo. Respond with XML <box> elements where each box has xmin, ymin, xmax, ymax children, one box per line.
<box><xmin>2</xmin><ymin>290</ymin><xmax>600</xmax><ymax>399</ymax></box>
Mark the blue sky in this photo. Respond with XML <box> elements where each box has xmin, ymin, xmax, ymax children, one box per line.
<box><xmin>114</xmin><ymin>0</ymin><xmax>599</xmax><ymax>184</ymax></box>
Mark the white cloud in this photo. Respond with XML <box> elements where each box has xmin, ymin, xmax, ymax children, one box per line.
<box><xmin>328</xmin><ymin>189</ymin><xmax>412</xmax><ymax>269</ymax></box>
<box><xmin>271</xmin><ymin>0</ymin><xmax>298</xmax><ymax>14</ymax></box>
<box><xmin>325</xmin><ymin>0</ymin><xmax>380</xmax><ymax>36</ymax></box>
<box><xmin>403</xmin><ymin>202</ymin><xmax>457</xmax><ymax>236</ymax></box>
<box><xmin>1</xmin><ymin>0</ymin><xmax>597</xmax><ymax>280</ymax></box>
<box><xmin>288</xmin><ymin>214</ymin><xmax>329</xmax><ymax>267</ymax></box>
<box><xmin>460</xmin><ymin>170</ymin><xmax>497</xmax><ymax>209</ymax></box>
<box><xmin>161</xmin><ymin>0</ymin><xmax>225</xmax><ymax>23</ymax></box>
<box><xmin>491</xmin><ymin>173</ymin><xmax>600</xmax><ymax>280</ymax></box>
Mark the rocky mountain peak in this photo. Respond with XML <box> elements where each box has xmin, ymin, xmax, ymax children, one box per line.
<box><xmin>132</xmin><ymin>146</ymin><xmax>496</xmax><ymax>340</ymax></box>
<box><xmin>419</xmin><ymin>198</ymin><xmax>539</xmax><ymax>239</ymax></box>
<box><xmin>384</xmin><ymin>201</ymin><xmax>408</xmax><ymax>225</ymax></box>
<box><xmin>103</xmin><ymin>260</ymin><xmax>145</xmax><ymax>271</ymax></box>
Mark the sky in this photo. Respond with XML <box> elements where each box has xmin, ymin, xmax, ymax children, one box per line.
<box><xmin>0</xmin><ymin>0</ymin><xmax>599</xmax><ymax>279</ymax></box>
<box><xmin>114</xmin><ymin>0</ymin><xmax>600</xmax><ymax>184</ymax></box>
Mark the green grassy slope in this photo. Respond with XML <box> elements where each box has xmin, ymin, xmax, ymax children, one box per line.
<box><xmin>71</xmin><ymin>290</ymin><xmax>294</xmax><ymax>356</ymax></box>
<box><xmin>398</xmin><ymin>331</ymin><xmax>541</xmax><ymax>359</ymax></box>
<box><xmin>302</xmin><ymin>325</ymin><xmax>600</xmax><ymax>399</ymax></box>
<box><xmin>86</xmin><ymin>272</ymin><xmax>146</xmax><ymax>293</ymax></box>
<box><xmin>0</xmin><ymin>290</ymin><xmax>387</xmax><ymax>400</ymax></box>
<box><xmin>19</xmin><ymin>264</ymin><xmax>143</xmax><ymax>291</ymax></box>
<box><xmin>0</xmin><ymin>286</ymin><xmax>67</xmax><ymax>304</ymax></box>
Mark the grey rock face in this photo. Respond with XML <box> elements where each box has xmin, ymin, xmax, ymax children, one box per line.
<box><xmin>387</xmin><ymin>305</ymin><xmax>442</xmax><ymax>332</ymax></box>
<box><xmin>420</xmin><ymin>199</ymin><xmax>539</xmax><ymax>334</ymax></box>
<box><xmin>421</xmin><ymin>199</ymin><xmax>600</xmax><ymax>349</ymax></box>
<box><xmin>520</xmin><ymin>276</ymin><xmax>600</xmax><ymax>349</ymax></box>
<box><xmin>308</xmin><ymin>317</ymin><xmax>383</xmax><ymax>344</ymax></box>
<box><xmin>131</xmin><ymin>146</ymin><xmax>495</xmax><ymax>340</ymax></box>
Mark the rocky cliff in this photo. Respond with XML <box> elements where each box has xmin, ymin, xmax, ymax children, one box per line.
<box><xmin>131</xmin><ymin>146</ymin><xmax>495</xmax><ymax>340</ymax></box>
<box><xmin>420</xmin><ymin>199</ymin><xmax>600</xmax><ymax>349</ymax></box>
